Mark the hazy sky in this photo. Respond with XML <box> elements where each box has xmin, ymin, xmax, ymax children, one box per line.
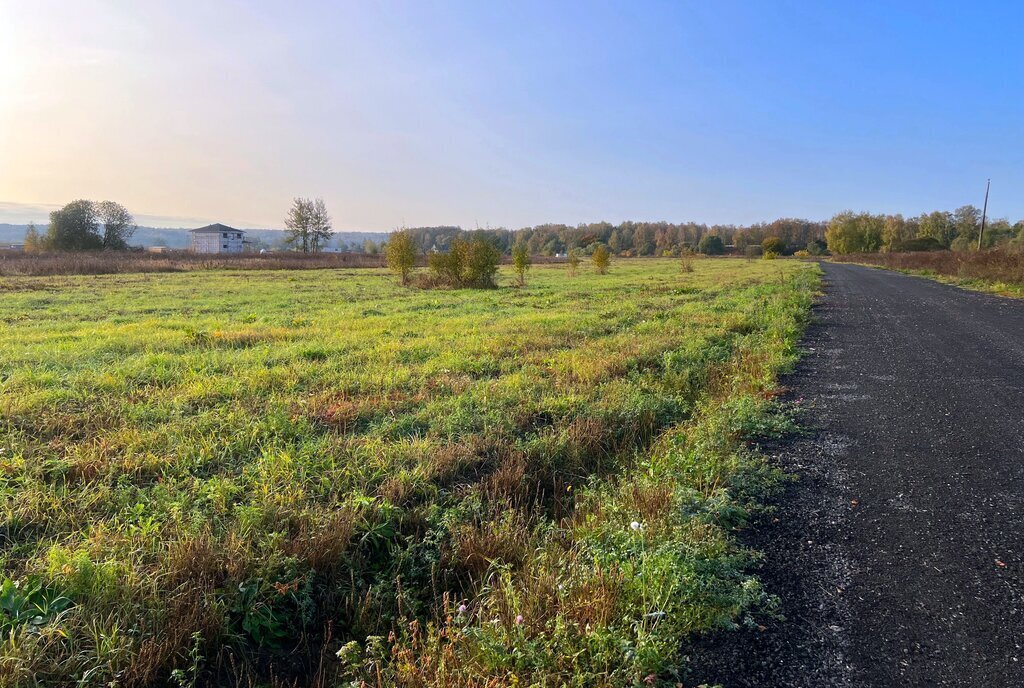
<box><xmin>1</xmin><ymin>1</ymin><xmax>1022</xmax><ymax>231</ymax></box>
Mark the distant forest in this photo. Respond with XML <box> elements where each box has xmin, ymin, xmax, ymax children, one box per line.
<box><xmin>399</xmin><ymin>218</ymin><xmax>828</xmax><ymax>256</ymax></box>
<box><xmin>5</xmin><ymin>206</ymin><xmax>1022</xmax><ymax>257</ymax></box>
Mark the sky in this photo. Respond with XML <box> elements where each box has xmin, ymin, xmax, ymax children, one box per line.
<box><xmin>1</xmin><ymin>1</ymin><xmax>1021</xmax><ymax>232</ymax></box>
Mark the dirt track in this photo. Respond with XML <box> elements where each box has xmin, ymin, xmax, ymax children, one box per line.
<box><xmin>689</xmin><ymin>262</ymin><xmax>1024</xmax><ymax>686</ymax></box>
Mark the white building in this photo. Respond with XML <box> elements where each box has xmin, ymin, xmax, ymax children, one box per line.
<box><xmin>189</xmin><ymin>224</ymin><xmax>246</xmax><ymax>253</ymax></box>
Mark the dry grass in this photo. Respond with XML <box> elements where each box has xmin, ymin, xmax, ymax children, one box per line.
<box><xmin>0</xmin><ymin>250</ymin><xmax>389</xmax><ymax>276</ymax></box>
<box><xmin>832</xmin><ymin>249</ymin><xmax>1024</xmax><ymax>294</ymax></box>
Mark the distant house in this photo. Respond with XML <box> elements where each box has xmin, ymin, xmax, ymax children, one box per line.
<box><xmin>189</xmin><ymin>224</ymin><xmax>245</xmax><ymax>254</ymax></box>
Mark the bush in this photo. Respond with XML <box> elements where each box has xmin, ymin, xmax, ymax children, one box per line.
<box><xmin>511</xmin><ymin>242</ymin><xmax>531</xmax><ymax>286</ymax></box>
<box><xmin>385</xmin><ymin>229</ymin><xmax>418</xmax><ymax>285</ymax></box>
<box><xmin>762</xmin><ymin>250</ymin><xmax>779</xmax><ymax>260</ymax></box>
<box><xmin>698</xmin><ymin>234</ymin><xmax>725</xmax><ymax>255</ymax></box>
<box><xmin>805</xmin><ymin>239</ymin><xmax>828</xmax><ymax>256</ymax></box>
<box><xmin>891</xmin><ymin>237</ymin><xmax>945</xmax><ymax>252</ymax></box>
<box><xmin>426</xmin><ymin>237</ymin><xmax>500</xmax><ymax>288</ymax></box>
<box><xmin>566</xmin><ymin>250</ymin><xmax>581</xmax><ymax>276</ymax></box>
<box><xmin>679</xmin><ymin>250</ymin><xmax>695</xmax><ymax>273</ymax></box>
<box><xmin>793</xmin><ymin>249</ymin><xmax>811</xmax><ymax>258</ymax></box>
<box><xmin>591</xmin><ymin>244</ymin><xmax>611</xmax><ymax>274</ymax></box>
<box><xmin>761</xmin><ymin>236</ymin><xmax>786</xmax><ymax>255</ymax></box>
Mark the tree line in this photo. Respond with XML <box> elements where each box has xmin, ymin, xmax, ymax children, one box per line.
<box><xmin>396</xmin><ymin>218</ymin><xmax>829</xmax><ymax>258</ymax></box>
<box><xmin>825</xmin><ymin>206</ymin><xmax>1024</xmax><ymax>254</ymax></box>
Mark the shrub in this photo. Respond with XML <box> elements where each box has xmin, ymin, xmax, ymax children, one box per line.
<box><xmin>762</xmin><ymin>250</ymin><xmax>779</xmax><ymax>260</ymax></box>
<box><xmin>698</xmin><ymin>234</ymin><xmax>725</xmax><ymax>255</ymax></box>
<box><xmin>426</xmin><ymin>237</ymin><xmax>501</xmax><ymax>288</ymax></box>
<box><xmin>793</xmin><ymin>249</ymin><xmax>811</xmax><ymax>258</ymax></box>
<box><xmin>385</xmin><ymin>229</ymin><xmax>418</xmax><ymax>285</ymax></box>
<box><xmin>891</xmin><ymin>236</ymin><xmax>945</xmax><ymax>252</ymax></box>
<box><xmin>566</xmin><ymin>250</ymin><xmax>581</xmax><ymax>276</ymax></box>
<box><xmin>679</xmin><ymin>250</ymin><xmax>695</xmax><ymax>273</ymax></box>
<box><xmin>591</xmin><ymin>244</ymin><xmax>611</xmax><ymax>274</ymax></box>
<box><xmin>511</xmin><ymin>242</ymin><xmax>531</xmax><ymax>286</ymax></box>
<box><xmin>805</xmin><ymin>239</ymin><xmax>828</xmax><ymax>256</ymax></box>
<box><xmin>761</xmin><ymin>236</ymin><xmax>786</xmax><ymax>255</ymax></box>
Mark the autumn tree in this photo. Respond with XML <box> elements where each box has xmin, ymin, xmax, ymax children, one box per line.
<box><xmin>511</xmin><ymin>241</ymin><xmax>531</xmax><ymax>286</ymax></box>
<box><xmin>23</xmin><ymin>222</ymin><xmax>43</xmax><ymax>252</ymax></box>
<box><xmin>566</xmin><ymin>249</ymin><xmax>581</xmax><ymax>276</ymax></box>
<box><xmin>761</xmin><ymin>236</ymin><xmax>786</xmax><ymax>255</ymax></box>
<box><xmin>385</xmin><ymin>229</ymin><xmax>417</xmax><ymax>285</ymax></box>
<box><xmin>591</xmin><ymin>243</ymin><xmax>611</xmax><ymax>274</ymax></box>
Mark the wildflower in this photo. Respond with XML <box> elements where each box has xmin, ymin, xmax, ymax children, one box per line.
<box><xmin>630</xmin><ymin>520</ymin><xmax>643</xmax><ymax>531</ymax></box>
<box><xmin>515</xmin><ymin>614</ymin><xmax>524</xmax><ymax>625</ymax></box>
<box><xmin>457</xmin><ymin>603</ymin><xmax>467</xmax><ymax>614</ymax></box>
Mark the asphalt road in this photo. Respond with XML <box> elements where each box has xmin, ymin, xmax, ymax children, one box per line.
<box><xmin>689</xmin><ymin>262</ymin><xmax>1024</xmax><ymax>686</ymax></box>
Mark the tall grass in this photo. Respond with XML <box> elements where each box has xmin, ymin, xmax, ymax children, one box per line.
<box><xmin>0</xmin><ymin>259</ymin><xmax>818</xmax><ymax>686</ymax></box>
<box><xmin>832</xmin><ymin>248</ymin><xmax>1024</xmax><ymax>295</ymax></box>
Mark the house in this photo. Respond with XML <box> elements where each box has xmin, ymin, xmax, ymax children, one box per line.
<box><xmin>189</xmin><ymin>224</ymin><xmax>245</xmax><ymax>253</ymax></box>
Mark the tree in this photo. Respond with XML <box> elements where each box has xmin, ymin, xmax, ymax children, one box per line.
<box><xmin>511</xmin><ymin>242</ymin><xmax>531</xmax><ymax>286</ymax></box>
<box><xmin>761</xmin><ymin>236</ymin><xmax>786</xmax><ymax>255</ymax></box>
<box><xmin>362</xmin><ymin>239</ymin><xmax>379</xmax><ymax>255</ymax></box>
<box><xmin>96</xmin><ymin>200</ymin><xmax>136</xmax><ymax>249</ymax></box>
<box><xmin>882</xmin><ymin>214</ymin><xmax>914</xmax><ymax>251</ymax></box>
<box><xmin>284</xmin><ymin>197</ymin><xmax>333</xmax><ymax>253</ymax></box>
<box><xmin>385</xmin><ymin>229</ymin><xmax>417</xmax><ymax>285</ymax></box>
<box><xmin>805</xmin><ymin>238</ymin><xmax>828</xmax><ymax>256</ymax></box>
<box><xmin>916</xmin><ymin>211</ymin><xmax>955</xmax><ymax>248</ymax></box>
<box><xmin>591</xmin><ymin>243</ymin><xmax>611</xmax><ymax>274</ymax></box>
<box><xmin>46</xmin><ymin>200</ymin><xmax>103</xmax><ymax>250</ymax></box>
<box><xmin>463</xmin><ymin>237</ymin><xmax>501</xmax><ymax>287</ymax></box>
<box><xmin>825</xmin><ymin>211</ymin><xmax>884</xmax><ymax>254</ymax></box>
<box><xmin>953</xmin><ymin>205</ymin><xmax>981</xmax><ymax>246</ymax></box>
<box><xmin>23</xmin><ymin>222</ymin><xmax>43</xmax><ymax>252</ymax></box>
<box><xmin>697</xmin><ymin>234</ymin><xmax>725</xmax><ymax>255</ymax></box>
<box><xmin>566</xmin><ymin>249</ymin><xmax>581</xmax><ymax>277</ymax></box>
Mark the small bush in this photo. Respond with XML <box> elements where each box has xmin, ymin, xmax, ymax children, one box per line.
<box><xmin>385</xmin><ymin>229</ymin><xmax>418</xmax><ymax>285</ymax></box>
<box><xmin>566</xmin><ymin>250</ymin><xmax>581</xmax><ymax>277</ymax></box>
<box><xmin>511</xmin><ymin>242</ymin><xmax>531</xmax><ymax>286</ymax></box>
<box><xmin>591</xmin><ymin>244</ymin><xmax>611</xmax><ymax>274</ymax></box>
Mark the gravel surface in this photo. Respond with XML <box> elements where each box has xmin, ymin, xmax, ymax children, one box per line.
<box><xmin>687</xmin><ymin>262</ymin><xmax>1024</xmax><ymax>687</ymax></box>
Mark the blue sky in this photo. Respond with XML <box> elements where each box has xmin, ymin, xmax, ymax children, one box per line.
<box><xmin>1</xmin><ymin>1</ymin><xmax>1021</xmax><ymax>230</ymax></box>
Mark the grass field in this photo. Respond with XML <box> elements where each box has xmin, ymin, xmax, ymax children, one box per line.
<box><xmin>0</xmin><ymin>258</ymin><xmax>818</xmax><ymax>687</ymax></box>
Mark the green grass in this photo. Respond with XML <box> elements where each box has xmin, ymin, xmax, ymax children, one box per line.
<box><xmin>0</xmin><ymin>258</ymin><xmax>818</xmax><ymax>686</ymax></box>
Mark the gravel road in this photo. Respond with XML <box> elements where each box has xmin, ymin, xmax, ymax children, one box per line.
<box><xmin>688</xmin><ymin>262</ymin><xmax>1024</xmax><ymax>686</ymax></box>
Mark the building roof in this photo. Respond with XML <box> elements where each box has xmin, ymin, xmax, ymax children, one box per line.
<box><xmin>190</xmin><ymin>223</ymin><xmax>244</xmax><ymax>234</ymax></box>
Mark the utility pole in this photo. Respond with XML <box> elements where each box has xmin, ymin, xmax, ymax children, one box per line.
<box><xmin>978</xmin><ymin>179</ymin><xmax>990</xmax><ymax>251</ymax></box>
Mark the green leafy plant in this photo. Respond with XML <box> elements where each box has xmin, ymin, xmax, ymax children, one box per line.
<box><xmin>0</xmin><ymin>576</ymin><xmax>73</xmax><ymax>634</ymax></box>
